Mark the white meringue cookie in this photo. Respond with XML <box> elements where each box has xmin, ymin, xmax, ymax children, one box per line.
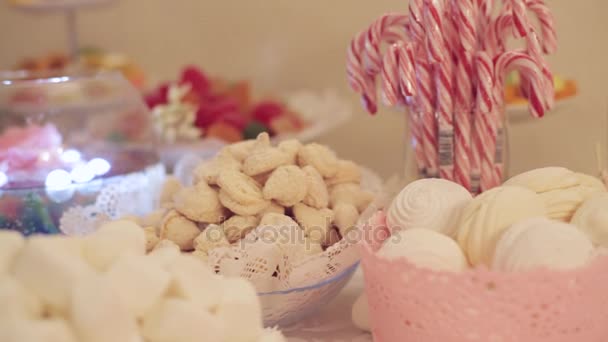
<box><xmin>505</xmin><ymin>167</ymin><xmax>605</xmax><ymax>221</ymax></box>
<box><xmin>386</xmin><ymin>178</ymin><xmax>472</xmax><ymax>237</ymax></box>
<box><xmin>457</xmin><ymin>186</ymin><xmax>546</xmax><ymax>266</ymax></box>
<box><xmin>504</xmin><ymin>167</ymin><xmax>580</xmax><ymax>192</ymax></box>
<box><xmin>571</xmin><ymin>193</ymin><xmax>608</xmax><ymax>247</ymax></box>
<box><xmin>378</xmin><ymin>228</ymin><xmax>468</xmax><ymax>272</ymax></box>
<box><xmin>492</xmin><ymin>217</ymin><xmax>593</xmax><ymax>272</ymax></box>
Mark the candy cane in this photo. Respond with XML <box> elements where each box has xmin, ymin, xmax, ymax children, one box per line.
<box><xmin>380</xmin><ymin>44</ymin><xmax>402</xmax><ymax>107</ymax></box>
<box><xmin>363</xmin><ymin>14</ymin><xmax>410</xmax><ymax>78</ymax></box>
<box><xmin>494</xmin><ymin>51</ymin><xmax>545</xmax><ymax>118</ymax></box>
<box><xmin>508</xmin><ymin>0</ymin><xmax>528</xmax><ymax>38</ymax></box>
<box><xmin>526</xmin><ymin>30</ymin><xmax>554</xmax><ymax>110</ymax></box>
<box><xmin>526</xmin><ymin>0</ymin><xmax>557</xmax><ymax>54</ymax></box>
<box><xmin>416</xmin><ymin>58</ymin><xmax>439</xmax><ymax>177</ymax></box>
<box><xmin>347</xmin><ymin>30</ymin><xmax>378</xmax><ymax>114</ymax></box>
<box><xmin>452</xmin><ymin>0</ymin><xmax>477</xmax><ymax>190</ymax></box>
<box><xmin>473</xmin><ymin>51</ymin><xmax>499</xmax><ymax>191</ymax></box>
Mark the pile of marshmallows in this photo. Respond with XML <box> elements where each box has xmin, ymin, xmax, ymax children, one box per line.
<box><xmin>141</xmin><ymin>132</ymin><xmax>373</xmax><ymax>260</ymax></box>
<box><xmin>0</xmin><ymin>220</ymin><xmax>285</xmax><ymax>342</ymax></box>
<box><xmin>381</xmin><ymin>166</ymin><xmax>608</xmax><ymax>272</ymax></box>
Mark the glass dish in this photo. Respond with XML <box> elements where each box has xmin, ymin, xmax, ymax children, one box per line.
<box><xmin>0</xmin><ymin>70</ymin><xmax>164</xmax><ymax>235</ymax></box>
<box><xmin>258</xmin><ymin>261</ymin><xmax>359</xmax><ymax>327</ymax></box>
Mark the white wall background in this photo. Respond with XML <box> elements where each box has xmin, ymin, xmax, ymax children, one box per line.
<box><xmin>0</xmin><ymin>0</ymin><xmax>606</xmax><ymax>178</ymax></box>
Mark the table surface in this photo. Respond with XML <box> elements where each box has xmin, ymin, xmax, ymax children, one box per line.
<box><xmin>282</xmin><ymin>268</ymin><xmax>372</xmax><ymax>342</ymax></box>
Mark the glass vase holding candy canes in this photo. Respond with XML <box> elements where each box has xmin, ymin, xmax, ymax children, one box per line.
<box><xmin>347</xmin><ymin>0</ymin><xmax>555</xmax><ymax>193</ymax></box>
<box><xmin>0</xmin><ymin>70</ymin><xmax>165</xmax><ymax>236</ymax></box>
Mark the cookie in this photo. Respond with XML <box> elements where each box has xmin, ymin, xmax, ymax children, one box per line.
<box><xmin>257</xmin><ymin>201</ymin><xmax>286</xmax><ymax>217</ymax></box>
<box><xmin>219</xmin><ymin>189</ymin><xmax>270</xmax><ymax>216</ymax></box>
<box><xmin>160</xmin><ymin>176</ymin><xmax>182</xmax><ymax>206</ymax></box>
<box><xmin>192</xmin><ymin>151</ymin><xmax>241</xmax><ymax>185</ymax></box>
<box><xmin>140</xmin><ymin>209</ymin><xmax>167</xmax><ymax>229</ymax></box>
<box><xmin>263</xmin><ymin>165</ymin><xmax>308</xmax><ymax>207</ymax></box>
<box><xmin>330</xmin><ymin>183</ymin><xmax>373</xmax><ymax>212</ymax></box>
<box><xmin>242</xmin><ymin>147</ymin><xmax>291</xmax><ymax>176</ymax></box>
<box><xmin>297</xmin><ymin>143</ymin><xmax>339</xmax><ymax>178</ymax></box>
<box><xmin>193</xmin><ymin>224</ymin><xmax>230</xmax><ymax>255</ymax></box>
<box><xmin>224</xmin><ymin>140</ymin><xmax>257</xmax><ymax>162</ymax></box>
<box><xmin>333</xmin><ymin>203</ymin><xmax>359</xmax><ymax>237</ymax></box>
<box><xmin>258</xmin><ymin>213</ymin><xmax>302</xmax><ymax>248</ymax></box>
<box><xmin>173</xmin><ymin>182</ymin><xmax>227</xmax><ymax>224</ymax></box>
<box><xmin>143</xmin><ymin>226</ymin><xmax>160</xmax><ymax>252</ymax></box>
<box><xmin>217</xmin><ymin>170</ymin><xmax>265</xmax><ymax>205</ymax></box>
<box><xmin>159</xmin><ymin>210</ymin><xmax>202</xmax><ymax>251</ymax></box>
<box><xmin>222</xmin><ymin>215</ymin><xmax>259</xmax><ymax>243</ymax></box>
<box><xmin>302</xmin><ymin>165</ymin><xmax>329</xmax><ymax>209</ymax></box>
<box><xmin>278</xmin><ymin>139</ymin><xmax>302</xmax><ymax>164</ymax></box>
<box><xmin>292</xmin><ymin>203</ymin><xmax>334</xmax><ymax>245</ymax></box>
<box><xmin>325</xmin><ymin>160</ymin><xmax>362</xmax><ymax>186</ymax></box>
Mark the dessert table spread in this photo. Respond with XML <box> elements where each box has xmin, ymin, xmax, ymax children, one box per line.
<box><xmin>283</xmin><ymin>269</ymin><xmax>371</xmax><ymax>342</ymax></box>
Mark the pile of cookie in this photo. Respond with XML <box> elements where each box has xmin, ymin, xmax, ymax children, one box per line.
<box><xmin>137</xmin><ymin>133</ymin><xmax>374</xmax><ymax>260</ymax></box>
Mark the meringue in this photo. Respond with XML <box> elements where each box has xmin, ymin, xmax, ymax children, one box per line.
<box><xmin>377</xmin><ymin>228</ymin><xmax>468</xmax><ymax>272</ymax></box>
<box><xmin>505</xmin><ymin>167</ymin><xmax>605</xmax><ymax>221</ymax></box>
<box><xmin>571</xmin><ymin>193</ymin><xmax>608</xmax><ymax>247</ymax></box>
<box><xmin>492</xmin><ymin>217</ymin><xmax>593</xmax><ymax>272</ymax></box>
<box><xmin>457</xmin><ymin>186</ymin><xmax>546</xmax><ymax>266</ymax></box>
<box><xmin>386</xmin><ymin>178</ymin><xmax>472</xmax><ymax>237</ymax></box>
<box><xmin>352</xmin><ymin>293</ymin><xmax>371</xmax><ymax>332</ymax></box>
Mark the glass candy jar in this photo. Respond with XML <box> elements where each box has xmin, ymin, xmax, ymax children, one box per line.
<box><xmin>0</xmin><ymin>71</ymin><xmax>165</xmax><ymax>235</ymax></box>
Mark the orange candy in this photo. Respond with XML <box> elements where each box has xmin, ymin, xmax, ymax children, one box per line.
<box><xmin>206</xmin><ymin>122</ymin><xmax>243</xmax><ymax>143</ymax></box>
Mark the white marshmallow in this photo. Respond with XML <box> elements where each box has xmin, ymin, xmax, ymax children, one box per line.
<box><xmin>215</xmin><ymin>278</ymin><xmax>263</xmax><ymax>342</ymax></box>
<box><xmin>457</xmin><ymin>186</ymin><xmax>546</xmax><ymax>266</ymax></box>
<box><xmin>83</xmin><ymin>220</ymin><xmax>146</xmax><ymax>271</ymax></box>
<box><xmin>493</xmin><ymin>217</ymin><xmax>594</xmax><ymax>272</ymax></box>
<box><xmin>571</xmin><ymin>193</ymin><xmax>608</xmax><ymax>247</ymax></box>
<box><xmin>148</xmin><ymin>240</ymin><xmax>181</xmax><ymax>268</ymax></box>
<box><xmin>142</xmin><ymin>299</ymin><xmax>223</xmax><ymax>342</ymax></box>
<box><xmin>167</xmin><ymin>255</ymin><xmax>223</xmax><ymax>311</ymax></box>
<box><xmin>12</xmin><ymin>236</ymin><xmax>93</xmax><ymax>315</ymax></box>
<box><xmin>386</xmin><ymin>178</ymin><xmax>472</xmax><ymax>237</ymax></box>
<box><xmin>351</xmin><ymin>293</ymin><xmax>370</xmax><ymax>332</ymax></box>
<box><xmin>69</xmin><ymin>274</ymin><xmax>139</xmax><ymax>342</ymax></box>
<box><xmin>378</xmin><ymin>228</ymin><xmax>468</xmax><ymax>272</ymax></box>
<box><xmin>0</xmin><ymin>231</ymin><xmax>24</xmax><ymax>275</ymax></box>
<box><xmin>0</xmin><ymin>276</ymin><xmax>43</xmax><ymax>321</ymax></box>
<box><xmin>0</xmin><ymin>319</ymin><xmax>77</xmax><ymax>342</ymax></box>
<box><xmin>105</xmin><ymin>254</ymin><xmax>171</xmax><ymax>317</ymax></box>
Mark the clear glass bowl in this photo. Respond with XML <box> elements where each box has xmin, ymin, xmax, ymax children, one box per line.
<box><xmin>258</xmin><ymin>261</ymin><xmax>359</xmax><ymax>327</ymax></box>
<box><xmin>0</xmin><ymin>70</ymin><xmax>164</xmax><ymax>235</ymax></box>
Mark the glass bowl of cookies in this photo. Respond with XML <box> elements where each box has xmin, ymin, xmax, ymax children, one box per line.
<box><xmin>82</xmin><ymin>132</ymin><xmax>383</xmax><ymax>326</ymax></box>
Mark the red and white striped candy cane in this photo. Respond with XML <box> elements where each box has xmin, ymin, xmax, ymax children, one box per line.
<box><xmin>416</xmin><ymin>57</ymin><xmax>439</xmax><ymax>177</ymax></box>
<box><xmin>494</xmin><ymin>51</ymin><xmax>545</xmax><ymax>118</ymax></box>
<box><xmin>397</xmin><ymin>42</ymin><xmax>417</xmax><ymax>100</ymax></box>
<box><xmin>525</xmin><ymin>0</ymin><xmax>558</xmax><ymax>54</ymax></box>
<box><xmin>452</xmin><ymin>0</ymin><xmax>477</xmax><ymax>190</ymax></box>
<box><xmin>473</xmin><ymin>51</ymin><xmax>499</xmax><ymax>192</ymax></box>
<box><xmin>380</xmin><ymin>44</ymin><xmax>402</xmax><ymax>107</ymax></box>
<box><xmin>424</xmin><ymin>0</ymin><xmax>454</xmax><ymax>180</ymax></box>
<box><xmin>347</xmin><ymin>30</ymin><xmax>378</xmax><ymax>113</ymax></box>
<box><xmin>526</xmin><ymin>30</ymin><xmax>554</xmax><ymax>110</ymax></box>
<box><xmin>408</xmin><ymin>0</ymin><xmax>426</xmax><ymax>42</ymax></box>
<box><xmin>508</xmin><ymin>0</ymin><xmax>529</xmax><ymax>38</ymax></box>
<box><xmin>363</xmin><ymin>14</ymin><xmax>410</xmax><ymax>78</ymax></box>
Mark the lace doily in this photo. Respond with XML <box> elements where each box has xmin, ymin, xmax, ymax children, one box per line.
<box><xmin>60</xmin><ymin>163</ymin><xmax>165</xmax><ymax>235</ymax></box>
<box><xmin>206</xmin><ymin>167</ymin><xmax>385</xmax><ymax>326</ymax></box>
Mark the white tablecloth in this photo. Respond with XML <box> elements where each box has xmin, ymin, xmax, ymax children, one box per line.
<box><xmin>282</xmin><ymin>268</ymin><xmax>372</xmax><ymax>342</ymax></box>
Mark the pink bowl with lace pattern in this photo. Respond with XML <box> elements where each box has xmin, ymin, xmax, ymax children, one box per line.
<box><xmin>359</xmin><ymin>210</ymin><xmax>608</xmax><ymax>342</ymax></box>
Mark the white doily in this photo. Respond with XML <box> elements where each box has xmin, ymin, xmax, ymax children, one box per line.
<box><xmin>206</xmin><ymin>167</ymin><xmax>385</xmax><ymax>326</ymax></box>
<box><xmin>59</xmin><ymin>163</ymin><xmax>165</xmax><ymax>235</ymax></box>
